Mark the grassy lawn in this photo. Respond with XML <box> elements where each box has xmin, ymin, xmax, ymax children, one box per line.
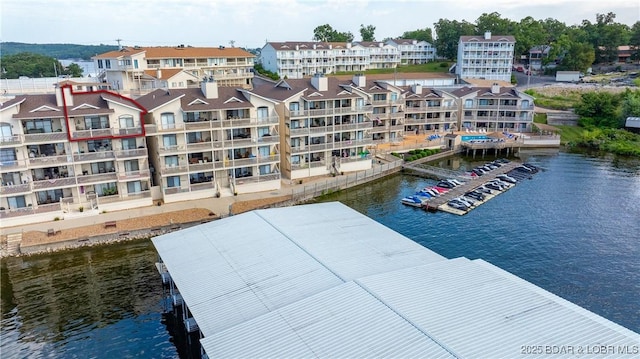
<box><xmin>334</xmin><ymin>62</ymin><xmax>450</xmax><ymax>76</ymax></box>
<box><xmin>556</xmin><ymin>125</ymin><xmax>585</xmax><ymax>145</ymax></box>
<box><xmin>524</xmin><ymin>89</ymin><xmax>582</xmax><ymax>110</ymax></box>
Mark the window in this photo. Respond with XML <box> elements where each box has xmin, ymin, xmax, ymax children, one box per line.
<box><xmin>162</xmin><ymin>135</ymin><xmax>177</xmax><ymax>148</ymax></box>
<box><xmin>259</xmin><ymin>165</ymin><xmax>270</xmax><ymax>175</ymax></box>
<box><xmin>0</xmin><ymin>148</ymin><xmax>17</xmax><ymax>164</ymax></box>
<box><xmin>121</xmin><ymin>138</ymin><xmax>136</xmax><ymax>150</ymax></box>
<box><xmin>25</xmin><ymin>119</ymin><xmax>53</xmax><ymax>133</ymax></box>
<box><xmin>161</xmin><ymin>113</ymin><xmax>175</xmax><ymax>129</ymax></box>
<box><xmin>257</xmin><ymin>106</ymin><xmax>269</xmax><ymax>119</ymax></box>
<box><xmin>257</xmin><ymin>127</ymin><xmax>270</xmax><ymax>137</ymax></box>
<box><xmin>258</xmin><ymin>146</ymin><xmax>270</xmax><ymax>157</ymax></box>
<box><xmin>105</xmin><ymin>60</ymin><xmax>111</xmax><ymax>69</ymax></box>
<box><xmin>186</xmin><ymin>132</ymin><xmax>203</xmax><ymax>143</ymax></box>
<box><xmin>7</xmin><ymin>196</ymin><xmax>27</xmax><ymax>209</ymax></box>
<box><xmin>164</xmin><ymin>155</ymin><xmax>178</xmax><ymax>167</ymax></box>
<box><xmin>1</xmin><ymin>123</ymin><xmax>13</xmax><ymax>141</ymax></box>
<box><xmin>97</xmin><ymin>60</ymin><xmax>104</xmax><ymax>69</ymax></box>
<box><xmin>127</xmin><ymin>181</ymin><xmax>142</xmax><ymax>193</ymax></box>
<box><xmin>36</xmin><ymin>189</ymin><xmax>63</xmax><ymax>204</ymax></box>
<box><xmin>167</xmin><ymin>176</ymin><xmax>180</xmax><ymax>188</ymax></box>
<box><xmin>124</xmin><ymin>160</ymin><xmax>139</xmax><ymax>172</ymax></box>
<box><xmin>85</xmin><ymin>116</ymin><xmax>109</xmax><ymax>129</ymax></box>
<box><xmin>90</xmin><ymin>161</ymin><xmax>115</xmax><ymax>173</ymax></box>
<box><xmin>119</xmin><ymin>115</ymin><xmax>134</xmax><ymax>128</ymax></box>
<box><xmin>464</xmin><ymin>99</ymin><xmax>474</xmax><ymax>108</ymax></box>
<box><xmin>133</xmin><ymin>59</ymin><xmax>139</xmax><ymax>69</ymax></box>
<box><xmin>87</xmin><ymin>139</ymin><xmax>112</xmax><ymax>152</ymax></box>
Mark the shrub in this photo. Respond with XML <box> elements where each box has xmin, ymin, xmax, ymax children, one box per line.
<box><xmin>439</xmin><ymin>62</ymin><xmax>449</xmax><ymax>68</ymax></box>
<box><xmin>54</xmin><ymin>217</ymin><xmax>60</xmax><ymax>221</ymax></box>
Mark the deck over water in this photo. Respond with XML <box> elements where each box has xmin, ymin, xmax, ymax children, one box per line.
<box><xmin>405</xmin><ymin>161</ymin><xmax>524</xmax><ymax>213</ymax></box>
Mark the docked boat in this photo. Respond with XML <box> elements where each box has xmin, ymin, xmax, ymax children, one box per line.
<box><xmin>401</xmin><ymin>195</ymin><xmax>425</xmax><ymax>207</ymax></box>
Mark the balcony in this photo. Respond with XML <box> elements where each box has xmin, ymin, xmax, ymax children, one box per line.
<box><xmin>234</xmin><ymin>173</ymin><xmax>280</xmax><ymax>185</ymax></box>
<box><xmin>257</xmin><ymin>154</ymin><xmax>279</xmax><ymax>164</ymax></box>
<box><xmin>116</xmin><ymin>127</ymin><xmax>144</xmax><ymax>136</ymax></box>
<box><xmin>73</xmin><ymin>151</ymin><xmax>115</xmax><ymax>162</ymax></box>
<box><xmin>184</xmin><ymin>120</ymin><xmax>223</xmax><ymax>130</ymax></box>
<box><xmin>114</xmin><ymin>148</ymin><xmax>147</xmax><ymax>159</ymax></box>
<box><xmin>0</xmin><ymin>203</ymin><xmax>60</xmax><ymax>219</ymax></box>
<box><xmin>0</xmin><ymin>183</ymin><xmax>31</xmax><ymax>195</ymax></box>
<box><xmin>162</xmin><ymin>164</ymin><xmax>188</xmax><ymax>175</ymax></box>
<box><xmin>186</xmin><ymin>141</ymin><xmax>215</xmax><ymax>151</ymax></box>
<box><xmin>76</xmin><ymin>172</ymin><xmax>118</xmax><ymax>184</ymax></box>
<box><xmin>187</xmin><ymin>161</ymin><xmax>214</xmax><ymax>172</ymax></box>
<box><xmin>71</xmin><ymin>128</ymin><xmax>112</xmax><ymax>139</ymax></box>
<box><xmin>23</xmin><ymin>132</ymin><xmax>67</xmax><ymax>143</ymax></box>
<box><xmin>29</xmin><ymin>154</ymin><xmax>72</xmax><ymax>166</ymax></box>
<box><xmin>158</xmin><ymin>145</ymin><xmax>186</xmax><ymax>154</ymax></box>
<box><xmin>1</xmin><ymin>135</ymin><xmax>22</xmax><ymax>146</ymax></box>
<box><xmin>190</xmin><ymin>181</ymin><xmax>216</xmax><ymax>192</ymax></box>
<box><xmin>257</xmin><ymin>135</ymin><xmax>280</xmax><ymax>144</ymax></box>
<box><xmin>117</xmin><ymin>170</ymin><xmax>151</xmax><ymax>181</ymax></box>
<box><xmin>32</xmin><ymin>177</ymin><xmax>77</xmax><ymax>190</ymax></box>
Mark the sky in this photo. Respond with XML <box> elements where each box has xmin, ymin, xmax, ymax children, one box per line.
<box><xmin>1</xmin><ymin>0</ymin><xmax>638</xmax><ymax>49</ymax></box>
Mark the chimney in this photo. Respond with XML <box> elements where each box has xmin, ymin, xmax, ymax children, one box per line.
<box><xmin>411</xmin><ymin>84</ymin><xmax>422</xmax><ymax>95</ymax></box>
<box><xmin>352</xmin><ymin>73</ymin><xmax>366</xmax><ymax>87</ymax></box>
<box><xmin>55</xmin><ymin>85</ymin><xmax>73</xmax><ymax>107</ymax></box>
<box><xmin>484</xmin><ymin>31</ymin><xmax>492</xmax><ymax>40</ymax></box>
<box><xmin>491</xmin><ymin>83</ymin><xmax>500</xmax><ymax>94</ymax></box>
<box><xmin>201</xmin><ymin>78</ymin><xmax>218</xmax><ymax>99</ymax></box>
<box><xmin>156</xmin><ymin>69</ymin><xmax>162</xmax><ymax>79</ymax></box>
<box><xmin>311</xmin><ymin>73</ymin><xmax>327</xmax><ymax>91</ymax></box>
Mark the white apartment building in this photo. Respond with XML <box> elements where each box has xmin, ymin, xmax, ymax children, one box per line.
<box><xmin>385</xmin><ymin>39</ymin><xmax>437</xmax><ymax>65</ymax></box>
<box><xmin>249</xmin><ymin>74</ymin><xmax>375</xmax><ymax>179</ymax></box>
<box><xmin>1</xmin><ymin>83</ymin><xmax>152</xmax><ymax>227</ymax></box>
<box><xmin>93</xmin><ymin>46</ymin><xmax>255</xmax><ymax>93</ymax></box>
<box><xmin>456</xmin><ymin>32</ymin><xmax>515</xmax><ymax>82</ymax></box>
<box><xmin>136</xmin><ymin>80</ymin><xmax>281</xmax><ymax>202</ymax></box>
<box><xmin>451</xmin><ymin>84</ymin><xmax>534</xmax><ymax>132</ymax></box>
<box><xmin>260</xmin><ymin>41</ymin><xmax>401</xmax><ymax>79</ymax></box>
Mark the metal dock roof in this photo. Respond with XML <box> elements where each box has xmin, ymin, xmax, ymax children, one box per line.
<box><xmin>153</xmin><ymin>202</ymin><xmax>639</xmax><ymax>358</ymax></box>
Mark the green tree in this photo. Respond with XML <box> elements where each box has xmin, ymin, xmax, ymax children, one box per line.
<box><xmin>621</xmin><ymin>89</ymin><xmax>640</xmax><ymax>119</ymax></box>
<box><xmin>1</xmin><ymin>52</ymin><xmax>62</xmax><ymax>79</ymax></box>
<box><xmin>515</xmin><ymin>16</ymin><xmax>547</xmax><ymax>59</ymax></box>
<box><xmin>541</xmin><ymin>18</ymin><xmax>568</xmax><ymax>44</ymax></box>
<box><xmin>574</xmin><ymin>91</ymin><xmax>622</xmax><ymax>128</ymax></box>
<box><xmin>360</xmin><ymin>24</ymin><xmax>376</xmax><ymax>42</ymax></box>
<box><xmin>582</xmin><ymin>12</ymin><xmax>631</xmax><ymax>63</ymax></box>
<box><xmin>559</xmin><ymin>41</ymin><xmax>595</xmax><ymax>72</ymax></box>
<box><xmin>433</xmin><ymin>18</ymin><xmax>475</xmax><ymax>60</ymax></box>
<box><xmin>629</xmin><ymin>21</ymin><xmax>640</xmax><ymax>63</ymax></box>
<box><xmin>313</xmin><ymin>24</ymin><xmax>354</xmax><ymax>42</ymax></box>
<box><xmin>63</xmin><ymin>63</ymin><xmax>84</xmax><ymax>77</ymax></box>
<box><xmin>474</xmin><ymin>12</ymin><xmax>516</xmax><ymax>36</ymax></box>
<box><xmin>400</xmin><ymin>28</ymin><xmax>434</xmax><ymax>43</ymax></box>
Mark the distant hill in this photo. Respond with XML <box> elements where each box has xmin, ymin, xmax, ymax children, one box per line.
<box><xmin>0</xmin><ymin>42</ymin><xmax>118</xmax><ymax>60</ymax></box>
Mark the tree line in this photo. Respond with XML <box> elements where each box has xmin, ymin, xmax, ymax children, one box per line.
<box><xmin>1</xmin><ymin>53</ymin><xmax>84</xmax><ymax>79</ymax></box>
<box><xmin>313</xmin><ymin>12</ymin><xmax>640</xmax><ymax>72</ymax></box>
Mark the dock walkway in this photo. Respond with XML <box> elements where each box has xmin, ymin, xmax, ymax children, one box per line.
<box><xmin>421</xmin><ymin>161</ymin><xmax>522</xmax><ymax>211</ymax></box>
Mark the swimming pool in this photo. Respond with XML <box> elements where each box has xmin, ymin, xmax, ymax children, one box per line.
<box><xmin>461</xmin><ymin>135</ymin><xmax>488</xmax><ymax>141</ymax></box>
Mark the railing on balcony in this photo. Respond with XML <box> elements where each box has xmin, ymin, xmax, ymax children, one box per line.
<box><xmin>23</xmin><ymin>132</ymin><xmax>67</xmax><ymax>143</ymax></box>
<box><xmin>32</xmin><ymin>177</ymin><xmax>76</xmax><ymax>190</ymax></box>
<box><xmin>186</xmin><ymin>141</ymin><xmax>214</xmax><ymax>151</ymax></box>
<box><xmin>187</xmin><ymin>162</ymin><xmax>214</xmax><ymax>172</ymax></box>
<box><xmin>1</xmin><ymin>135</ymin><xmax>22</xmax><ymax>145</ymax></box>
<box><xmin>117</xmin><ymin>170</ymin><xmax>150</xmax><ymax>181</ymax></box>
<box><xmin>162</xmin><ymin>164</ymin><xmax>188</xmax><ymax>175</ymax></box>
<box><xmin>73</xmin><ymin>151</ymin><xmax>115</xmax><ymax>162</ymax></box>
<box><xmin>184</xmin><ymin>120</ymin><xmax>223</xmax><ymax>130</ymax></box>
<box><xmin>0</xmin><ymin>203</ymin><xmax>60</xmax><ymax>219</ymax></box>
<box><xmin>257</xmin><ymin>135</ymin><xmax>279</xmax><ymax>144</ymax></box>
<box><xmin>29</xmin><ymin>154</ymin><xmax>72</xmax><ymax>166</ymax></box>
<box><xmin>190</xmin><ymin>181</ymin><xmax>216</xmax><ymax>192</ymax></box>
<box><xmin>0</xmin><ymin>183</ymin><xmax>31</xmax><ymax>195</ymax></box>
<box><xmin>230</xmin><ymin>157</ymin><xmax>258</xmax><ymax>167</ymax></box>
<box><xmin>71</xmin><ymin>128</ymin><xmax>112</xmax><ymax>139</ymax></box>
<box><xmin>114</xmin><ymin>148</ymin><xmax>147</xmax><ymax>158</ymax></box>
<box><xmin>288</xmin><ymin>105</ymin><xmax>372</xmax><ymax>118</ymax></box>
<box><xmin>257</xmin><ymin>155</ymin><xmax>279</xmax><ymax>164</ymax></box>
<box><xmin>234</xmin><ymin>173</ymin><xmax>280</xmax><ymax>185</ymax></box>
<box><xmin>116</xmin><ymin>127</ymin><xmax>144</xmax><ymax>136</ymax></box>
<box><xmin>158</xmin><ymin>145</ymin><xmax>185</xmax><ymax>154</ymax></box>
<box><xmin>76</xmin><ymin>172</ymin><xmax>118</xmax><ymax>184</ymax></box>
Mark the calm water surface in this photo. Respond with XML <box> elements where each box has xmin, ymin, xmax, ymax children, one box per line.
<box><xmin>1</xmin><ymin>152</ymin><xmax>639</xmax><ymax>358</ymax></box>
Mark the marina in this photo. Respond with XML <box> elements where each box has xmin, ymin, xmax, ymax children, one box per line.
<box><xmin>402</xmin><ymin>160</ymin><xmax>538</xmax><ymax>215</ymax></box>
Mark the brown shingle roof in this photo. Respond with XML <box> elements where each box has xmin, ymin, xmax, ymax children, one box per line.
<box><xmin>137</xmin><ymin>87</ymin><xmax>255</xmax><ymax>113</ymax></box>
<box><xmin>94</xmin><ymin>46</ymin><xmax>254</xmax><ymax>59</ymax></box>
<box><xmin>143</xmin><ymin>68</ymin><xmax>184</xmax><ymax>80</ymax></box>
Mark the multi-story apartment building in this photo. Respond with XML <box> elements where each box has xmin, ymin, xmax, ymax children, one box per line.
<box><xmin>136</xmin><ymin>80</ymin><xmax>281</xmax><ymax>202</ymax></box>
<box><xmin>93</xmin><ymin>46</ymin><xmax>255</xmax><ymax>93</ymax></box>
<box><xmin>385</xmin><ymin>39</ymin><xmax>437</xmax><ymax>65</ymax></box>
<box><xmin>260</xmin><ymin>41</ymin><xmax>401</xmax><ymax>79</ymax></box>
<box><xmin>456</xmin><ymin>32</ymin><xmax>515</xmax><ymax>82</ymax></box>
<box><xmin>452</xmin><ymin>84</ymin><xmax>534</xmax><ymax>132</ymax></box>
<box><xmin>399</xmin><ymin>84</ymin><xmax>459</xmax><ymax>134</ymax></box>
<box><xmin>0</xmin><ymin>83</ymin><xmax>152</xmax><ymax>226</ymax></box>
<box><xmin>249</xmin><ymin>74</ymin><xmax>374</xmax><ymax>179</ymax></box>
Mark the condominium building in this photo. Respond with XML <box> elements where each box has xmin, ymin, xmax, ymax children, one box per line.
<box><xmin>1</xmin><ymin>83</ymin><xmax>152</xmax><ymax>227</ymax></box>
<box><xmin>260</xmin><ymin>41</ymin><xmax>401</xmax><ymax>79</ymax></box>
<box><xmin>136</xmin><ymin>80</ymin><xmax>281</xmax><ymax>202</ymax></box>
<box><xmin>399</xmin><ymin>84</ymin><xmax>459</xmax><ymax>134</ymax></box>
<box><xmin>385</xmin><ymin>39</ymin><xmax>437</xmax><ymax>65</ymax></box>
<box><xmin>451</xmin><ymin>84</ymin><xmax>534</xmax><ymax>132</ymax></box>
<box><xmin>456</xmin><ymin>32</ymin><xmax>515</xmax><ymax>82</ymax></box>
<box><xmin>92</xmin><ymin>46</ymin><xmax>255</xmax><ymax>93</ymax></box>
<box><xmin>249</xmin><ymin>74</ymin><xmax>374</xmax><ymax>180</ymax></box>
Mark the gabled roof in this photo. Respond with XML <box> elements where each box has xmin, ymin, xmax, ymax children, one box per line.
<box><xmin>460</xmin><ymin>34</ymin><xmax>515</xmax><ymax>42</ymax></box>
<box><xmin>0</xmin><ymin>96</ymin><xmax>26</xmax><ymax>112</ymax></box>
<box><xmin>143</xmin><ymin>68</ymin><xmax>185</xmax><ymax>80</ymax></box>
<box><xmin>93</xmin><ymin>46</ymin><xmax>254</xmax><ymax>60</ymax></box>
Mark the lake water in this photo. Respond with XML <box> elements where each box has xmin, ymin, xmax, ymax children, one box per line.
<box><xmin>1</xmin><ymin>151</ymin><xmax>639</xmax><ymax>358</ymax></box>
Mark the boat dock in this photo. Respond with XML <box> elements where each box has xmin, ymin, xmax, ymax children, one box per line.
<box><xmin>412</xmin><ymin>161</ymin><xmax>526</xmax><ymax>215</ymax></box>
